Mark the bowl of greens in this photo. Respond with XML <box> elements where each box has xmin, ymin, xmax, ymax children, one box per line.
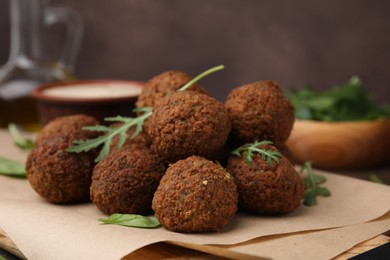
<box><xmin>285</xmin><ymin>76</ymin><xmax>390</xmax><ymax>170</ymax></box>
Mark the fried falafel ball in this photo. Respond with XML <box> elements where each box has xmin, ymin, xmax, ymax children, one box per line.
<box><xmin>147</xmin><ymin>91</ymin><xmax>231</xmax><ymax>163</ymax></box>
<box><xmin>26</xmin><ymin>134</ymin><xmax>96</xmax><ymax>203</ymax></box>
<box><xmin>136</xmin><ymin>70</ymin><xmax>208</xmax><ymax>109</ymax></box>
<box><xmin>225</xmin><ymin>81</ymin><xmax>294</xmax><ymax>146</ymax></box>
<box><xmin>152</xmin><ymin>156</ymin><xmax>238</xmax><ymax>233</ymax></box>
<box><xmin>90</xmin><ymin>146</ymin><xmax>165</xmax><ymax>215</ymax></box>
<box><xmin>226</xmin><ymin>143</ymin><xmax>304</xmax><ymax>214</ymax></box>
<box><xmin>35</xmin><ymin>114</ymin><xmax>100</xmax><ymax>145</ymax></box>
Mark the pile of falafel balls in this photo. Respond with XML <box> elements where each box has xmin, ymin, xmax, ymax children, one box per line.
<box><xmin>26</xmin><ymin>70</ymin><xmax>305</xmax><ymax>233</ymax></box>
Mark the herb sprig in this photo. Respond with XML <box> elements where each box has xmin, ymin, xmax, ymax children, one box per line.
<box><xmin>285</xmin><ymin>76</ymin><xmax>390</xmax><ymax>121</ymax></box>
<box><xmin>68</xmin><ymin>65</ymin><xmax>225</xmax><ymax>162</ymax></box>
<box><xmin>8</xmin><ymin>123</ymin><xmax>34</xmax><ymax>150</ymax></box>
<box><xmin>231</xmin><ymin>140</ymin><xmax>281</xmax><ymax>167</ymax></box>
<box><xmin>0</xmin><ymin>157</ymin><xmax>26</xmax><ymax>178</ymax></box>
<box><xmin>368</xmin><ymin>174</ymin><xmax>387</xmax><ymax>185</ymax></box>
<box><xmin>67</xmin><ymin>107</ymin><xmax>152</xmax><ymax>162</ymax></box>
<box><xmin>300</xmin><ymin>161</ymin><xmax>331</xmax><ymax>206</ymax></box>
<box><xmin>98</xmin><ymin>213</ymin><xmax>161</xmax><ymax>229</ymax></box>
<box><xmin>178</xmin><ymin>65</ymin><xmax>224</xmax><ymax>91</ymax></box>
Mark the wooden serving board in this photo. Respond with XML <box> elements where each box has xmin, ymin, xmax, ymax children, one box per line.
<box><xmin>1</xmin><ymin>227</ymin><xmax>389</xmax><ymax>259</ymax></box>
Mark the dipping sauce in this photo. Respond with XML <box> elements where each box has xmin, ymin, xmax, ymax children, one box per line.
<box><xmin>32</xmin><ymin>80</ymin><xmax>144</xmax><ymax>126</ymax></box>
<box><xmin>42</xmin><ymin>82</ymin><xmax>142</xmax><ymax>99</ymax></box>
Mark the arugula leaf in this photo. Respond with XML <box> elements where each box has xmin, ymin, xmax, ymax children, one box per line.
<box><xmin>8</xmin><ymin>123</ymin><xmax>34</xmax><ymax>150</ymax></box>
<box><xmin>285</xmin><ymin>76</ymin><xmax>390</xmax><ymax>121</ymax></box>
<box><xmin>98</xmin><ymin>213</ymin><xmax>161</xmax><ymax>229</ymax></box>
<box><xmin>0</xmin><ymin>157</ymin><xmax>26</xmax><ymax>178</ymax></box>
<box><xmin>300</xmin><ymin>161</ymin><xmax>331</xmax><ymax>206</ymax></box>
<box><xmin>368</xmin><ymin>174</ymin><xmax>387</xmax><ymax>185</ymax></box>
<box><xmin>231</xmin><ymin>140</ymin><xmax>281</xmax><ymax>167</ymax></box>
<box><xmin>67</xmin><ymin>107</ymin><xmax>153</xmax><ymax>162</ymax></box>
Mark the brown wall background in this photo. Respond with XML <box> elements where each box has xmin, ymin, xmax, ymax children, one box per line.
<box><xmin>1</xmin><ymin>0</ymin><xmax>389</xmax><ymax>103</ymax></box>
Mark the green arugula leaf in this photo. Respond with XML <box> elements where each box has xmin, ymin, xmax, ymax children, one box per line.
<box><xmin>0</xmin><ymin>157</ymin><xmax>26</xmax><ymax>178</ymax></box>
<box><xmin>231</xmin><ymin>140</ymin><xmax>281</xmax><ymax>167</ymax></box>
<box><xmin>285</xmin><ymin>76</ymin><xmax>390</xmax><ymax>121</ymax></box>
<box><xmin>300</xmin><ymin>161</ymin><xmax>331</xmax><ymax>206</ymax></box>
<box><xmin>98</xmin><ymin>213</ymin><xmax>161</xmax><ymax>229</ymax></box>
<box><xmin>67</xmin><ymin>108</ymin><xmax>153</xmax><ymax>162</ymax></box>
<box><xmin>368</xmin><ymin>174</ymin><xmax>387</xmax><ymax>185</ymax></box>
<box><xmin>8</xmin><ymin>123</ymin><xmax>34</xmax><ymax>150</ymax></box>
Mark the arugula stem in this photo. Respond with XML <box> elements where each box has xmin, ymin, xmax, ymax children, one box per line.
<box><xmin>251</xmin><ymin>147</ymin><xmax>280</xmax><ymax>162</ymax></box>
<box><xmin>178</xmin><ymin>65</ymin><xmax>224</xmax><ymax>91</ymax></box>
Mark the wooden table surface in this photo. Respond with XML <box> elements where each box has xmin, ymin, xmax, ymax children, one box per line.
<box><xmin>1</xmin><ymin>227</ymin><xmax>389</xmax><ymax>259</ymax></box>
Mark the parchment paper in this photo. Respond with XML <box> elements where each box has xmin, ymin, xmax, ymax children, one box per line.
<box><xmin>1</xmin><ymin>129</ymin><xmax>390</xmax><ymax>259</ymax></box>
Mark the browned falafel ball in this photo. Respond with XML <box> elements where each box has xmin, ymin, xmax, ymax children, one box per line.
<box><xmin>152</xmin><ymin>156</ymin><xmax>238</xmax><ymax>233</ymax></box>
<box><xmin>147</xmin><ymin>91</ymin><xmax>231</xmax><ymax>163</ymax></box>
<box><xmin>35</xmin><ymin>114</ymin><xmax>100</xmax><ymax>145</ymax></box>
<box><xmin>225</xmin><ymin>81</ymin><xmax>294</xmax><ymax>146</ymax></box>
<box><xmin>135</xmin><ymin>70</ymin><xmax>208</xmax><ymax>109</ymax></box>
<box><xmin>226</xmin><ymin>143</ymin><xmax>304</xmax><ymax>214</ymax></box>
<box><xmin>26</xmin><ymin>134</ymin><xmax>95</xmax><ymax>203</ymax></box>
<box><xmin>90</xmin><ymin>146</ymin><xmax>165</xmax><ymax>215</ymax></box>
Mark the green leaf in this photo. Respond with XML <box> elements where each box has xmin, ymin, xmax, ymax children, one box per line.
<box><xmin>67</xmin><ymin>108</ymin><xmax>153</xmax><ymax>162</ymax></box>
<box><xmin>300</xmin><ymin>161</ymin><xmax>331</xmax><ymax>207</ymax></box>
<box><xmin>286</xmin><ymin>77</ymin><xmax>390</xmax><ymax>121</ymax></box>
<box><xmin>98</xmin><ymin>213</ymin><xmax>161</xmax><ymax>229</ymax></box>
<box><xmin>0</xmin><ymin>255</ymin><xmax>7</xmax><ymax>260</ymax></box>
<box><xmin>316</xmin><ymin>187</ymin><xmax>331</xmax><ymax>197</ymax></box>
<box><xmin>303</xmin><ymin>190</ymin><xmax>318</xmax><ymax>206</ymax></box>
<box><xmin>368</xmin><ymin>174</ymin><xmax>387</xmax><ymax>185</ymax></box>
<box><xmin>0</xmin><ymin>157</ymin><xmax>26</xmax><ymax>178</ymax></box>
<box><xmin>231</xmin><ymin>140</ymin><xmax>281</xmax><ymax>167</ymax></box>
<box><xmin>8</xmin><ymin>123</ymin><xmax>34</xmax><ymax>150</ymax></box>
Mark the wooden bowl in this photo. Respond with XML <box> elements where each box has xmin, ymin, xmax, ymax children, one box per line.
<box><xmin>286</xmin><ymin>119</ymin><xmax>390</xmax><ymax>170</ymax></box>
<box><xmin>32</xmin><ymin>80</ymin><xmax>144</xmax><ymax>126</ymax></box>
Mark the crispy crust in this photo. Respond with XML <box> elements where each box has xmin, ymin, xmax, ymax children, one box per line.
<box><xmin>136</xmin><ymin>70</ymin><xmax>208</xmax><ymax>109</ymax></box>
<box><xmin>26</xmin><ymin>134</ymin><xmax>95</xmax><ymax>203</ymax></box>
<box><xmin>147</xmin><ymin>91</ymin><xmax>231</xmax><ymax>163</ymax></box>
<box><xmin>225</xmin><ymin>81</ymin><xmax>294</xmax><ymax>146</ymax></box>
<box><xmin>152</xmin><ymin>156</ymin><xmax>238</xmax><ymax>232</ymax></box>
<box><xmin>91</xmin><ymin>147</ymin><xmax>165</xmax><ymax>215</ymax></box>
<box><xmin>35</xmin><ymin>114</ymin><xmax>100</xmax><ymax>145</ymax></box>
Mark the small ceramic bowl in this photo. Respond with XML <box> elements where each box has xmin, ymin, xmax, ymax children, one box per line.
<box><xmin>32</xmin><ymin>80</ymin><xmax>144</xmax><ymax>126</ymax></box>
<box><xmin>286</xmin><ymin>119</ymin><xmax>390</xmax><ymax>170</ymax></box>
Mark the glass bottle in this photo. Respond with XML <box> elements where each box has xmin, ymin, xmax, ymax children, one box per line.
<box><xmin>0</xmin><ymin>0</ymin><xmax>83</xmax><ymax>130</ymax></box>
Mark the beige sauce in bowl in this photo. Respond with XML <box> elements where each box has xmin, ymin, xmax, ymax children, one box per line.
<box><xmin>42</xmin><ymin>83</ymin><xmax>142</xmax><ymax>99</ymax></box>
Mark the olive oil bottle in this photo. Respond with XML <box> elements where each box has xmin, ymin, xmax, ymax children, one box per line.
<box><xmin>0</xmin><ymin>0</ymin><xmax>82</xmax><ymax>131</ymax></box>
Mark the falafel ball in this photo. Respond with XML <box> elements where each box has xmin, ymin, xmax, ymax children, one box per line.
<box><xmin>152</xmin><ymin>156</ymin><xmax>238</xmax><ymax>233</ymax></box>
<box><xmin>225</xmin><ymin>81</ymin><xmax>294</xmax><ymax>146</ymax></box>
<box><xmin>90</xmin><ymin>146</ymin><xmax>165</xmax><ymax>215</ymax></box>
<box><xmin>226</xmin><ymin>143</ymin><xmax>304</xmax><ymax>214</ymax></box>
<box><xmin>26</xmin><ymin>134</ymin><xmax>96</xmax><ymax>203</ymax></box>
<box><xmin>136</xmin><ymin>70</ymin><xmax>208</xmax><ymax>109</ymax></box>
<box><xmin>35</xmin><ymin>114</ymin><xmax>100</xmax><ymax>145</ymax></box>
<box><xmin>147</xmin><ymin>91</ymin><xmax>231</xmax><ymax>163</ymax></box>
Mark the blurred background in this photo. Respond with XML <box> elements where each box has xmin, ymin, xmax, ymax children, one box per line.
<box><xmin>0</xmin><ymin>0</ymin><xmax>389</xmax><ymax>103</ymax></box>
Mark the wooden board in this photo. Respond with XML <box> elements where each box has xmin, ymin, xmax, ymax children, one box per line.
<box><xmin>1</xmin><ymin>227</ymin><xmax>389</xmax><ymax>259</ymax></box>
